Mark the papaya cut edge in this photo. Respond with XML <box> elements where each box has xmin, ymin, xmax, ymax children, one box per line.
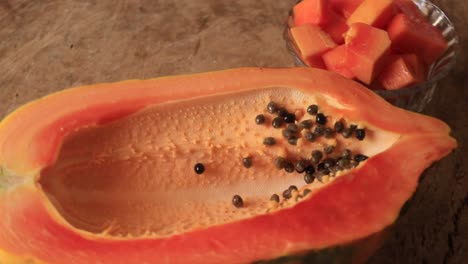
<box><xmin>0</xmin><ymin>67</ymin><xmax>457</xmax><ymax>264</ymax></box>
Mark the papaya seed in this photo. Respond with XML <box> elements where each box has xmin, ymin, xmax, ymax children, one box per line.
<box><xmin>334</xmin><ymin>120</ymin><xmax>344</xmax><ymax>133</ymax></box>
<box><xmin>283</xmin><ymin>113</ymin><xmax>296</xmax><ymax>123</ymax></box>
<box><xmin>295</xmin><ymin>159</ymin><xmax>309</xmax><ymax>173</ymax></box>
<box><xmin>263</xmin><ymin>137</ymin><xmax>276</xmax><ymax>146</ymax></box>
<box><xmin>354</xmin><ymin>154</ymin><xmax>368</xmax><ymax>162</ymax></box>
<box><xmin>274</xmin><ymin>157</ymin><xmax>287</xmax><ymax>169</ymax></box>
<box><xmin>277</xmin><ymin>108</ymin><xmax>288</xmax><ymax>118</ymax></box>
<box><xmin>324</xmin><ymin>127</ymin><xmax>334</xmax><ymax>138</ymax></box>
<box><xmin>304</xmin><ymin>131</ymin><xmax>316</xmax><ymax>142</ymax></box>
<box><xmin>270</xmin><ymin>194</ymin><xmax>280</xmax><ymax>203</ymax></box>
<box><xmin>272</xmin><ymin>117</ymin><xmax>283</xmax><ymax>128</ymax></box>
<box><xmin>286</xmin><ymin>123</ymin><xmax>300</xmax><ymax>133</ymax></box>
<box><xmin>255</xmin><ymin>114</ymin><xmax>265</xmax><ymax>125</ymax></box>
<box><xmin>324</xmin><ymin>145</ymin><xmax>335</xmax><ymax>155</ymax></box>
<box><xmin>267</xmin><ymin>101</ymin><xmax>278</xmax><ymax>114</ymax></box>
<box><xmin>299</xmin><ymin>119</ymin><xmax>313</xmax><ymax>129</ymax></box>
<box><xmin>303</xmin><ymin>189</ymin><xmax>312</xmax><ymax>196</ymax></box>
<box><xmin>342</xmin><ymin>149</ymin><xmax>352</xmax><ymax>159</ymax></box>
<box><xmin>232</xmin><ymin>195</ymin><xmax>244</xmax><ymax>208</ymax></box>
<box><xmin>311</xmin><ymin>150</ymin><xmax>323</xmax><ymax>164</ymax></box>
<box><xmin>304</xmin><ymin>173</ymin><xmax>314</xmax><ymax>184</ymax></box>
<box><xmin>282</xmin><ymin>188</ymin><xmax>292</xmax><ymax>199</ymax></box>
<box><xmin>355</xmin><ymin>128</ymin><xmax>366</xmax><ymax>140</ymax></box>
<box><xmin>282</xmin><ymin>129</ymin><xmax>294</xmax><ymax>139</ymax></box>
<box><xmin>284</xmin><ymin>161</ymin><xmax>295</xmax><ymax>173</ymax></box>
<box><xmin>305</xmin><ymin>165</ymin><xmax>315</xmax><ymax>175</ymax></box>
<box><xmin>342</xmin><ymin>128</ymin><xmax>352</xmax><ymax>138</ymax></box>
<box><xmin>287</xmin><ymin>137</ymin><xmax>298</xmax><ymax>146</ymax></box>
<box><xmin>307</xmin><ymin>104</ymin><xmax>318</xmax><ymax>115</ymax></box>
<box><xmin>242</xmin><ymin>157</ymin><xmax>252</xmax><ymax>168</ymax></box>
<box><xmin>314</xmin><ymin>125</ymin><xmax>324</xmax><ymax>136</ymax></box>
<box><xmin>316</xmin><ymin>113</ymin><xmax>327</xmax><ymax>125</ymax></box>
<box><xmin>194</xmin><ymin>163</ymin><xmax>205</xmax><ymax>174</ymax></box>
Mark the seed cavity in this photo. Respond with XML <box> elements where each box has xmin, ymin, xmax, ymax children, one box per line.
<box><xmin>251</xmin><ymin>101</ymin><xmax>373</xmax><ymax>209</ymax></box>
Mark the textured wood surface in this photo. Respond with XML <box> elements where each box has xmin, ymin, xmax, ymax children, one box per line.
<box><xmin>0</xmin><ymin>0</ymin><xmax>466</xmax><ymax>263</ymax></box>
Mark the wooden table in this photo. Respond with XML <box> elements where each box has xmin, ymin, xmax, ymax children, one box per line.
<box><xmin>0</xmin><ymin>0</ymin><xmax>466</xmax><ymax>263</ymax></box>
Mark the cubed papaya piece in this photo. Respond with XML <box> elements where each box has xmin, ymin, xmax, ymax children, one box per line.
<box><xmin>347</xmin><ymin>0</ymin><xmax>397</xmax><ymax>28</ymax></box>
<box><xmin>393</xmin><ymin>0</ymin><xmax>427</xmax><ymax>22</ymax></box>
<box><xmin>293</xmin><ymin>0</ymin><xmax>329</xmax><ymax>26</ymax></box>
<box><xmin>329</xmin><ymin>0</ymin><xmax>363</xmax><ymax>18</ymax></box>
<box><xmin>291</xmin><ymin>24</ymin><xmax>337</xmax><ymax>68</ymax></box>
<box><xmin>322</xmin><ymin>10</ymin><xmax>349</xmax><ymax>44</ymax></box>
<box><xmin>344</xmin><ymin>23</ymin><xmax>391</xmax><ymax>85</ymax></box>
<box><xmin>387</xmin><ymin>13</ymin><xmax>448</xmax><ymax>65</ymax></box>
<box><xmin>322</xmin><ymin>45</ymin><xmax>355</xmax><ymax>79</ymax></box>
<box><xmin>376</xmin><ymin>54</ymin><xmax>427</xmax><ymax>90</ymax></box>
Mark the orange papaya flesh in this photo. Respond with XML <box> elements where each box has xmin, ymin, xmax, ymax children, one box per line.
<box><xmin>376</xmin><ymin>54</ymin><xmax>427</xmax><ymax>90</ymax></box>
<box><xmin>387</xmin><ymin>13</ymin><xmax>448</xmax><ymax>65</ymax></box>
<box><xmin>394</xmin><ymin>0</ymin><xmax>427</xmax><ymax>22</ymax></box>
<box><xmin>321</xmin><ymin>10</ymin><xmax>349</xmax><ymax>44</ymax></box>
<box><xmin>329</xmin><ymin>0</ymin><xmax>363</xmax><ymax>18</ymax></box>
<box><xmin>290</xmin><ymin>24</ymin><xmax>336</xmax><ymax>68</ymax></box>
<box><xmin>322</xmin><ymin>44</ymin><xmax>355</xmax><ymax>79</ymax></box>
<box><xmin>293</xmin><ymin>0</ymin><xmax>329</xmax><ymax>27</ymax></box>
<box><xmin>0</xmin><ymin>68</ymin><xmax>456</xmax><ymax>264</ymax></box>
<box><xmin>344</xmin><ymin>23</ymin><xmax>391</xmax><ymax>85</ymax></box>
<box><xmin>346</xmin><ymin>0</ymin><xmax>397</xmax><ymax>29</ymax></box>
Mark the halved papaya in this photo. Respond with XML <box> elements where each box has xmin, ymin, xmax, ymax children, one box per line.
<box><xmin>0</xmin><ymin>68</ymin><xmax>456</xmax><ymax>264</ymax></box>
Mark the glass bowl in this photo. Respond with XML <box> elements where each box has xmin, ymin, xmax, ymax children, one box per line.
<box><xmin>284</xmin><ymin>0</ymin><xmax>459</xmax><ymax>113</ymax></box>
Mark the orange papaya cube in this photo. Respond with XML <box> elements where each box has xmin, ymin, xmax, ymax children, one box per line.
<box><xmin>376</xmin><ymin>54</ymin><xmax>427</xmax><ymax>90</ymax></box>
<box><xmin>322</xmin><ymin>45</ymin><xmax>355</xmax><ymax>79</ymax></box>
<box><xmin>322</xmin><ymin>10</ymin><xmax>349</xmax><ymax>44</ymax></box>
<box><xmin>347</xmin><ymin>0</ymin><xmax>397</xmax><ymax>28</ymax></box>
<box><xmin>293</xmin><ymin>0</ymin><xmax>329</xmax><ymax>26</ymax></box>
<box><xmin>291</xmin><ymin>24</ymin><xmax>337</xmax><ymax>68</ymax></box>
<box><xmin>329</xmin><ymin>0</ymin><xmax>363</xmax><ymax>18</ymax></box>
<box><xmin>393</xmin><ymin>0</ymin><xmax>427</xmax><ymax>22</ymax></box>
<box><xmin>344</xmin><ymin>23</ymin><xmax>391</xmax><ymax>85</ymax></box>
<box><xmin>387</xmin><ymin>13</ymin><xmax>448</xmax><ymax>65</ymax></box>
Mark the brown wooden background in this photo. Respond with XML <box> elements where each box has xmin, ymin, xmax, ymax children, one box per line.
<box><xmin>0</xmin><ymin>0</ymin><xmax>466</xmax><ymax>263</ymax></box>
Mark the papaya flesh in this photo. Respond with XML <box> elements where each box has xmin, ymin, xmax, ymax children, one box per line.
<box><xmin>0</xmin><ymin>68</ymin><xmax>456</xmax><ymax>264</ymax></box>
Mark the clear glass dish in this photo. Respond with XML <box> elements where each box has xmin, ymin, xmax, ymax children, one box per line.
<box><xmin>284</xmin><ymin>0</ymin><xmax>459</xmax><ymax>112</ymax></box>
